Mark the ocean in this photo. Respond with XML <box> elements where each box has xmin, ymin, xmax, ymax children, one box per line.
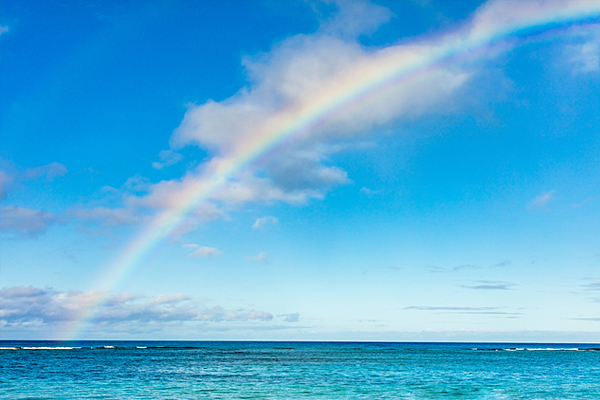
<box><xmin>1</xmin><ymin>341</ymin><xmax>599</xmax><ymax>399</ymax></box>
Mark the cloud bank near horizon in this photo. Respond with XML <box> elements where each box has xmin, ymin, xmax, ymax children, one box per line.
<box><xmin>0</xmin><ymin>286</ymin><xmax>280</xmax><ymax>336</ymax></box>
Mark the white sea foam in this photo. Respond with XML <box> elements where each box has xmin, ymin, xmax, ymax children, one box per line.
<box><xmin>527</xmin><ymin>348</ymin><xmax>580</xmax><ymax>351</ymax></box>
<box><xmin>501</xmin><ymin>348</ymin><xmax>582</xmax><ymax>352</ymax></box>
<box><xmin>136</xmin><ymin>346</ymin><xmax>147</xmax><ymax>349</ymax></box>
<box><xmin>103</xmin><ymin>346</ymin><xmax>115</xmax><ymax>349</ymax></box>
<box><xmin>20</xmin><ymin>347</ymin><xmax>79</xmax><ymax>350</ymax></box>
<box><xmin>471</xmin><ymin>347</ymin><xmax>592</xmax><ymax>352</ymax></box>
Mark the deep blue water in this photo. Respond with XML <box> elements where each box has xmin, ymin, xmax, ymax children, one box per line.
<box><xmin>1</xmin><ymin>341</ymin><xmax>599</xmax><ymax>399</ymax></box>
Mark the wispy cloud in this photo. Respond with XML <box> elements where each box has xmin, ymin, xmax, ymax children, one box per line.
<box><xmin>21</xmin><ymin>162</ymin><xmax>68</xmax><ymax>181</ymax></box>
<box><xmin>572</xmin><ymin>197</ymin><xmax>594</xmax><ymax>208</ymax></box>
<box><xmin>66</xmin><ymin>174</ymin><xmax>227</xmax><ymax>236</ymax></box>
<box><xmin>123</xmin><ymin>175</ymin><xmax>151</xmax><ymax>192</ymax></box>
<box><xmin>452</xmin><ymin>264</ymin><xmax>481</xmax><ymax>272</ymax></box>
<box><xmin>564</xmin><ymin>24</ymin><xmax>600</xmax><ymax>73</ymax></box>
<box><xmin>182</xmin><ymin>243</ymin><xmax>222</xmax><ymax>258</ymax></box>
<box><xmin>281</xmin><ymin>313</ymin><xmax>300</xmax><ymax>323</ymax></box>
<box><xmin>152</xmin><ymin>150</ymin><xmax>183</xmax><ymax>170</ymax></box>
<box><xmin>0</xmin><ymin>26</ymin><xmax>8</xmax><ymax>36</ymax></box>
<box><xmin>0</xmin><ymin>206</ymin><xmax>59</xmax><ymax>237</ymax></box>
<box><xmin>405</xmin><ymin>306</ymin><xmax>498</xmax><ymax>311</ymax></box>
<box><xmin>494</xmin><ymin>260</ymin><xmax>511</xmax><ymax>268</ymax></box>
<box><xmin>360</xmin><ymin>187</ymin><xmax>382</xmax><ymax>196</ymax></box>
<box><xmin>0</xmin><ymin>171</ymin><xmax>11</xmax><ymax>201</ymax></box>
<box><xmin>404</xmin><ymin>305</ymin><xmax>521</xmax><ymax>316</ymax></box>
<box><xmin>582</xmin><ymin>282</ymin><xmax>600</xmax><ymax>291</ymax></box>
<box><xmin>462</xmin><ymin>280</ymin><xmax>516</xmax><ymax>290</ymax></box>
<box><xmin>0</xmin><ymin>162</ymin><xmax>68</xmax><ymax>201</ymax></box>
<box><xmin>252</xmin><ymin>216</ymin><xmax>279</xmax><ymax>229</ymax></box>
<box><xmin>527</xmin><ymin>190</ymin><xmax>555</xmax><ymax>210</ymax></box>
<box><xmin>0</xmin><ymin>162</ymin><xmax>69</xmax><ymax>236</ymax></box>
<box><xmin>428</xmin><ymin>264</ymin><xmax>481</xmax><ymax>273</ymax></box>
<box><xmin>246</xmin><ymin>252</ymin><xmax>268</xmax><ymax>262</ymax></box>
<box><xmin>429</xmin><ymin>260</ymin><xmax>511</xmax><ymax>273</ymax></box>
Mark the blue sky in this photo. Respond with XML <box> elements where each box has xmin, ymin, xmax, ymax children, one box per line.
<box><xmin>1</xmin><ymin>0</ymin><xmax>600</xmax><ymax>341</ymax></box>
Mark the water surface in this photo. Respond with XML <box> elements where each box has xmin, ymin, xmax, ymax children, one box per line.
<box><xmin>1</xmin><ymin>341</ymin><xmax>599</xmax><ymax>399</ymax></box>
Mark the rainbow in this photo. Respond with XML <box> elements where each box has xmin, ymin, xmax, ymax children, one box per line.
<box><xmin>70</xmin><ymin>0</ymin><xmax>600</xmax><ymax>338</ymax></box>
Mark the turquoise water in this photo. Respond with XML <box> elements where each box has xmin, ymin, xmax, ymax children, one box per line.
<box><xmin>1</xmin><ymin>341</ymin><xmax>599</xmax><ymax>399</ymax></box>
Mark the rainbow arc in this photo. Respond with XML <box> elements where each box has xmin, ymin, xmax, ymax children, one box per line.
<box><xmin>70</xmin><ymin>1</ymin><xmax>600</xmax><ymax>339</ymax></box>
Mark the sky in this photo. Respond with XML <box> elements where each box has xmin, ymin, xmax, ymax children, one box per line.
<box><xmin>1</xmin><ymin>0</ymin><xmax>600</xmax><ymax>342</ymax></box>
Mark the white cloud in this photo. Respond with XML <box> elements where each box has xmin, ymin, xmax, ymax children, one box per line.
<box><xmin>182</xmin><ymin>243</ymin><xmax>222</xmax><ymax>257</ymax></box>
<box><xmin>160</xmin><ymin>0</ymin><xmax>472</xmax><ymax>218</ymax></box>
<box><xmin>252</xmin><ymin>216</ymin><xmax>279</xmax><ymax>229</ymax></box>
<box><xmin>318</xmin><ymin>0</ymin><xmax>392</xmax><ymax>38</ymax></box>
<box><xmin>565</xmin><ymin>25</ymin><xmax>600</xmax><ymax>73</ymax></box>
<box><xmin>0</xmin><ymin>162</ymin><xmax>67</xmax><ymax>237</ymax></box>
<box><xmin>245</xmin><ymin>252</ymin><xmax>268</xmax><ymax>262</ymax></box>
<box><xmin>360</xmin><ymin>187</ymin><xmax>382</xmax><ymax>196</ymax></box>
<box><xmin>470</xmin><ymin>0</ymin><xmax>598</xmax><ymax>39</ymax></box>
<box><xmin>0</xmin><ymin>171</ymin><xmax>12</xmax><ymax>201</ymax></box>
<box><xmin>66</xmin><ymin>185</ymin><xmax>154</xmax><ymax>234</ymax></box>
<box><xmin>472</xmin><ymin>1</ymin><xmax>600</xmax><ymax>75</ymax></box>
<box><xmin>527</xmin><ymin>190</ymin><xmax>555</xmax><ymax>210</ymax></box>
<box><xmin>462</xmin><ymin>280</ymin><xmax>516</xmax><ymax>290</ymax></box>
<box><xmin>210</xmin><ymin>173</ymin><xmax>329</xmax><ymax>204</ymax></box>
<box><xmin>0</xmin><ymin>286</ymin><xmax>273</xmax><ymax>332</ymax></box>
<box><xmin>66</xmin><ymin>177</ymin><xmax>227</xmax><ymax>237</ymax></box>
<box><xmin>281</xmin><ymin>312</ymin><xmax>300</xmax><ymax>323</ymax></box>
<box><xmin>125</xmin><ymin>166</ymin><xmax>331</xmax><ymax>219</ymax></box>
<box><xmin>574</xmin><ymin>40</ymin><xmax>600</xmax><ymax>72</ymax></box>
<box><xmin>171</xmin><ymin>38</ymin><xmax>468</xmax><ymax>155</ymax></box>
<box><xmin>22</xmin><ymin>162</ymin><xmax>67</xmax><ymax>181</ymax></box>
<box><xmin>263</xmin><ymin>148</ymin><xmax>350</xmax><ymax>194</ymax></box>
<box><xmin>122</xmin><ymin>174</ymin><xmax>151</xmax><ymax>192</ymax></box>
<box><xmin>152</xmin><ymin>150</ymin><xmax>183</xmax><ymax>170</ymax></box>
<box><xmin>0</xmin><ymin>206</ymin><xmax>58</xmax><ymax>236</ymax></box>
<box><xmin>147</xmin><ymin>293</ymin><xmax>191</xmax><ymax>305</ymax></box>
<box><xmin>0</xmin><ymin>162</ymin><xmax>67</xmax><ymax>202</ymax></box>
